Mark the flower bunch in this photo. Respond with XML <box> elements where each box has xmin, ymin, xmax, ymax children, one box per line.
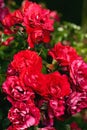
<box><xmin>2</xmin><ymin>0</ymin><xmax>55</xmax><ymax>47</ymax></box>
<box><xmin>1</xmin><ymin>0</ymin><xmax>87</xmax><ymax>130</ymax></box>
<box><xmin>2</xmin><ymin>48</ymin><xmax>70</xmax><ymax>130</ymax></box>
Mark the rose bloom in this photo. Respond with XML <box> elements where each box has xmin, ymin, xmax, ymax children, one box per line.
<box><xmin>46</xmin><ymin>71</ymin><xmax>70</xmax><ymax>98</ymax></box>
<box><xmin>22</xmin><ymin>1</ymin><xmax>53</xmax><ymax>31</ymax></box>
<box><xmin>70</xmin><ymin>59</ymin><xmax>87</xmax><ymax>92</ymax></box>
<box><xmin>2</xmin><ymin>9</ymin><xmax>23</xmax><ymax>40</ymax></box>
<box><xmin>2</xmin><ymin>76</ymin><xmax>34</xmax><ymax>105</ymax></box>
<box><xmin>49</xmin><ymin>42</ymin><xmax>79</xmax><ymax>66</ymax></box>
<box><xmin>20</xmin><ymin>68</ymin><xmax>48</xmax><ymax>97</ymax></box>
<box><xmin>8</xmin><ymin>101</ymin><xmax>40</xmax><ymax>129</ymax></box>
<box><xmin>66</xmin><ymin>91</ymin><xmax>87</xmax><ymax>115</ymax></box>
<box><xmin>2</xmin><ymin>9</ymin><xmax>23</xmax><ymax>27</ymax></box>
<box><xmin>49</xmin><ymin>98</ymin><xmax>65</xmax><ymax>119</ymax></box>
<box><xmin>22</xmin><ymin>0</ymin><xmax>54</xmax><ymax>47</ymax></box>
<box><xmin>7</xmin><ymin>49</ymin><xmax>42</xmax><ymax>76</ymax></box>
<box><xmin>27</xmin><ymin>29</ymin><xmax>51</xmax><ymax>48</ymax></box>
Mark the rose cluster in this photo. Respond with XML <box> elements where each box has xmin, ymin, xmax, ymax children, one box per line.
<box><xmin>49</xmin><ymin>42</ymin><xmax>87</xmax><ymax>115</ymax></box>
<box><xmin>2</xmin><ymin>42</ymin><xmax>87</xmax><ymax>130</ymax></box>
<box><xmin>2</xmin><ymin>0</ymin><xmax>87</xmax><ymax>130</ymax></box>
<box><xmin>2</xmin><ymin>48</ymin><xmax>70</xmax><ymax>130</ymax></box>
<box><xmin>2</xmin><ymin>0</ymin><xmax>58</xmax><ymax>47</ymax></box>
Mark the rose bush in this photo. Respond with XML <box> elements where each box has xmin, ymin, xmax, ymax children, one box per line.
<box><xmin>0</xmin><ymin>0</ymin><xmax>87</xmax><ymax>130</ymax></box>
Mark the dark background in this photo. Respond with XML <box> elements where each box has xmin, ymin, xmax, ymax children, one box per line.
<box><xmin>33</xmin><ymin>0</ymin><xmax>83</xmax><ymax>25</ymax></box>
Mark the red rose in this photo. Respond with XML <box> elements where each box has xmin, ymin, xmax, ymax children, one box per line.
<box><xmin>8</xmin><ymin>101</ymin><xmax>40</xmax><ymax>129</ymax></box>
<box><xmin>12</xmin><ymin>9</ymin><xmax>23</xmax><ymax>23</ymax></box>
<box><xmin>49</xmin><ymin>98</ymin><xmax>65</xmax><ymax>119</ymax></box>
<box><xmin>2</xmin><ymin>9</ymin><xmax>23</xmax><ymax>27</ymax></box>
<box><xmin>2</xmin><ymin>76</ymin><xmax>34</xmax><ymax>105</ymax></box>
<box><xmin>70</xmin><ymin>59</ymin><xmax>87</xmax><ymax>92</ymax></box>
<box><xmin>22</xmin><ymin>0</ymin><xmax>54</xmax><ymax>47</ymax></box>
<box><xmin>49</xmin><ymin>42</ymin><xmax>79</xmax><ymax>66</ymax></box>
<box><xmin>46</xmin><ymin>71</ymin><xmax>70</xmax><ymax>98</ymax></box>
<box><xmin>23</xmin><ymin>1</ymin><xmax>53</xmax><ymax>31</ymax></box>
<box><xmin>20</xmin><ymin>68</ymin><xmax>48</xmax><ymax>97</ymax></box>
<box><xmin>2</xmin><ymin>14</ymin><xmax>15</xmax><ymax>27</ymax></box>
<box><xmin>7</xmin><ymin>49</ymin><xmax>42</xmax><ymax>76</ymax></box>
<box><xmin>27</xmin><ymin>29</ymin><xmax>51</xmax><ymax>48</ymax></box>
<box><xmin>66</xmin><ymin>91</ymin><xmax>87</xmax><ymax>115</ymax></box>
